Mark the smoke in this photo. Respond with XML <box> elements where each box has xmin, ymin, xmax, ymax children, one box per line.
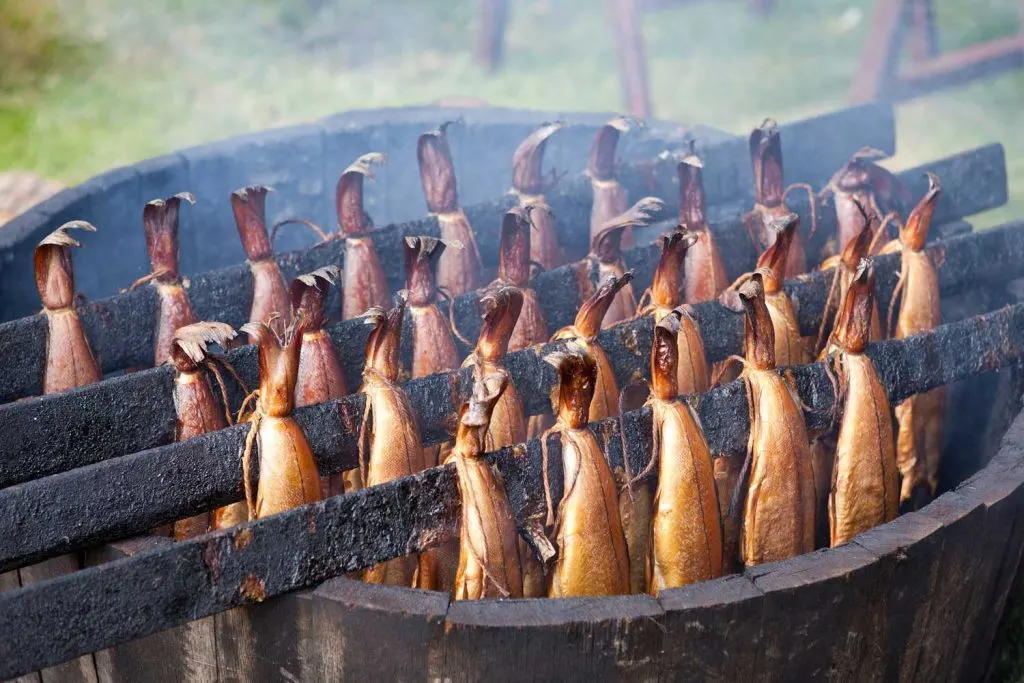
<box><xmin>12</xmin><ymin>0</ymin><xmax>1024</xmax><ymax>226</ymax></box>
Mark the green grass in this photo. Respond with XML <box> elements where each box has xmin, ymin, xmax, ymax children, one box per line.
<box><xmin>2</xmin><ymin>0</ymin><xmax>1023</xmax><ymax>212</ymax></box>
<box><xmin>3</xmin><ymin>0</ymin><xmax>1024</xmax><ymax>678</ymax></box>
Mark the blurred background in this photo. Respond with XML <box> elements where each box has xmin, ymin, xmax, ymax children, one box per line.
<box><xmin>3</xmin><ymin>0</ymin><xmax>1024</xmax><ymax>676</ymax></box>
<box><xmin>1</xmin><ymin>0</ymin><xmax>1022</xmax><ymax>222</ymax></box>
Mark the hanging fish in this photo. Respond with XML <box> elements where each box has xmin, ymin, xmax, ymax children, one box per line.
<box><xmin>588</xmin><ymin>197</ymin><xmax>662</xmax><ymax>328</ymax></box>
<box><xmin>453</xmin><ymin>370</ymin><xmax>524</xmax><ymax>600</ymax></box>
<box><xmin>645</xmin><ymin>310</ymin><xmax>722</xmax><ymax>593</ymax></box>
<box><xmin>551</xmin><ymin>272</ymin><xmax>634</xmax><ymax>422</ymax></box>
<box><xmin>544</xmin><ymin>343</ymin><xmax>630</xmax><ymax>597</ymax></box>
<box><xmin>733</xmin><ymin>274</ymin><xmax>815</xmax><ymax>566</ymax></box>
<box><xmin>637</xmin><ymin>230</ymin><xmax>710</xmax><ymax>395</ymax></box>
<box><xmin>814</xmin><ymin>219</ymin><xmax>883</xmax><ymax>357</ymax></box>
<box><xmin>751</xmin><ymin>214</ymin><xmax>810</xmax><ymax>367</ymax></box>
<box><xmin>716</xmin><ymin>215</ymin><xmax>808</xmax><ymax>385</ymax></box>
<box><xmin>35</xmin><ymin>221</ymin><xmax>102</xmax><ymax>394</ymax></box>
<box><xmin>588</xmin><ymin>116</ymin><xmax>639</xmax><ymax>248</ymax></box>
<box><xmin>743</xmin><ymin>119</ymin><xmax>815</xmax><ymax>277</ymax></box>
<box><xmin>359</xmin><ymin>296</ymin><xmax>428</xmax><ymax>587</ymax></box>
<box><xmin>493</xmin><ymin>207</ymin><xmax>548</xmax><ymax>352</ymax></box>
<box><xmin>824</xmin><ymin>260</ymin><xmax>898</xmax><ymax>545</ymax></box>
<box><xmin>418</xmin><ymin>122</ymin><xmax>482</xmax><ymax>296</ymax></box>
<box><xmin>820</xmin><ymin>148</ymin><xmax>912</xmax><ymax>255</ymax></box>
<box><xmin>231</xmin><ymin>185</ymin><xmax>290</xmax><ymax>339</ymax></box>
<box><xmin>290</xmin><ymin>266</ymin><xmax>348</xmax><ymax>498</ymax></box>
<box><xmin>891</xmin><ymin>173</ymin><xmax>945</xmax><ymax>506</ymax></box>
<box><xmin>238</xmin><ymin>315</ymin><xmax>322</xmax><ymax>521</ymax></box>
<box><xmin>141</xmin><ymin>192</ymin><xmax>197</xmax><ymax>366</ymax></box>
<box><xmin>337</xmin><ymin>153</ymin><xmax>391</xmax><ymax>320</ymax></box>
<box><xmin>510</xmin><ymin>122</ymin><xmax>566</xmax><ymax>270</ymax></box>
<box><xmin>677</xmin><ymin>141</ymin><xmax>730</xmax><ymax>303</ymax></box>
<box><xmin>462</xmin><ymin>284</ymin><xmax>547</xmax><ymax>596</ymax></box>
<box><xmin>169</xmin><ymin>321</ymin><xmax>241</xmax><ymax>538</ymax></box>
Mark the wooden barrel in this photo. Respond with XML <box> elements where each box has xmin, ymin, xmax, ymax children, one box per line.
<box><xmin>5</xmin><ymin>103</ymin><xmax>1018</xmax><ymax>682</ymax></box>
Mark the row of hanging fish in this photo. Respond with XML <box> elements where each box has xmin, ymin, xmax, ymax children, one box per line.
<box><xmin>30</xmin><ymin>116</ymin><xmax>947</xmax><ymax>601</ymax></box>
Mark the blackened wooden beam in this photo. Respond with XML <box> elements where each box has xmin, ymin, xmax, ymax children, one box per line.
<box><xmin>0</xmin><ymin>209</ymin><xmax>1017</xmax><ymax>497</ymax></box>
<box><xmin>1</xmin><ymin>219</ymin><xmax>1023</xmax><ymax>573</ymax></box>
<box><xmin>1</xmin><ymin>300</ymin><xmax>1023</xmax><ymax>679</ymax></box>
<box><xmin>0</xmin><ymin>143</ymin><xmax>1004</xmax><ymax>489</ymax></box>
<box><xmin>0</xmin><ymin>109</ymin><xmax>901</xmax><ymax>404</ymax></box>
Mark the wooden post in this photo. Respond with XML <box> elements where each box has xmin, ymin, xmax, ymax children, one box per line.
<box><xmin>476</xmin><ymin>0</ymin><xmax>510</xmax><ymax>73</ymax></box>
<box><xmin>848</xmin><ymin>0</ymin><xmax>908</xmax><ymax>103</ymax></box>
<box><xmin>607</xmin><ymin>0</ymin><xmax>652</xmax><ymax>119</ymax></box>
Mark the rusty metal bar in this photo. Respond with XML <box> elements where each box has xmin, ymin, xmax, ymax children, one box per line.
<box><xmin>1</xmin><ymin>219</ymin><xmax>1023</xmax><ymax>574</ymax></box>
<box><xmin>1</xmin><ymin>296</ymin><xmax>1023</xmax><ymax>679</ymax></box>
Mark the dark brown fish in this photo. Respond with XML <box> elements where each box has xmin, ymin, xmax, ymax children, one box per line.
<box><xmin>511</xmin><ymin>122</ymin><xmax>566</xmax><ymax>270</ymax></box>
<box><xmin>35</xmin><ymin>221</ymin><xmax>102</xmax><ymax>394</ymax></box>
<box><xmin>418</xmin><ymin>122</ymin><xmax>482</xmax><ymax>296</ymax></box>
<box><xmin>588</xmin><ymin>116</ymin><xmax>638</xmax><ymax>249</ymax></box>
<box><xmin>170</xmin><ymin>321</ymin><xmax>239</xmax><ymax>538</ymax></box>
<box><xmin>337</xmin><ymin>153</ymin><xmax>391</xmax><ymax>320</ymax></box>
<box><xmin>589</xmin><ymin>197</ymin><xmax>661</xmax><ymax>328</ymax></box>
<box><xmin>677</xmin><ymin>142</ymin><xmax>729</xmax><ymax>303</ymax></box>
<box><xmin>142</xmin><ymin>192</ymin><xmax>197</xmax><ymax>366</ymax></box>
<box><xmin>291</xmin><ymin>266</ymin><xmax>348</xmax><ymax>498</ymax></box>
<box><xmin>232</xmin><ymin>185</ymin><xmax>289</xmax><ymax>340</ymax></box>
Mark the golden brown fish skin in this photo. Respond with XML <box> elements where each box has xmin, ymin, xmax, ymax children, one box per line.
<box><xmin>588</xmin><ymin>117</ymin><xmax>636</xmax><ymax>249</ymax></box>
<box><xmin>511</xmin><ymin>123</ymin><xmax>566</xmax><ymax>270</ymax></box>
<box><xmin>891</xmin><ymin>173</ymin><xmax>945</xmax><ymax>504</ymax></box>
<box><xmin>757</xmin><ymin>214</ymin><xmax>811</xmax><ymax>368</ymax></box>
<box><xmin>359</xmin><ymin>298</ymin><xmax>427</xmax><ymax>587</ymax></box>
<box><xmin>453</xmin><ymin>372</ymin><xmax>525</xmax><ymax>600</ymax></box>
<box><xmin>418</xmin><ymin>123</ymin><xmax>482</xmax><ymax>296</ymax></box>
<box><xmin>589</xmin><ymin>197</ymin><xmax>661</xmax><ymax>328</ymax></box>
<box><xmin>737</xmin><ymin>275</ymin><xmax>815</xmax><ymax>566</ymax></box>
<box><xmin>677</xmin><ymin>143</ymin><xmax>730</xmax><ymax>303</ymax></box>
<box><xmin>232</xmin><ymin>186</ymin><xmax>290</xmax><ymax>339</ymax></box>
<box><xmin>495</xmin><ymin>207</ymin><xmax>548</xmax><ymax>352</ymax></box>
<box><xmin>35</xmin><ymin>222</ymin><xmax>102</xmax><ymax>394</ymax></box>
<box><xmin>545</xmin><ymin>344</ymin><xmax>630</xmax><ymax>597</ymax></box>
<box><xmin>169</xmin><ymin>321</ymin><xmax>238</xmax><ymax>539</ymax></box>
<box><xmin>336</xmin><ymin>154</ymin><xmax>391</xmax><ymax>319</ymax></box>
<box><xmin>462</xmin><ymin>285</ymin><xmax>542</xmax><ymax>593</ymax></box>
<box><xmin>143</xmin><ymin>193</ymin><xmax>198</xmax><ymax>366</ymax></box>
<box><xmin>743</xmin><ymin>121</ymin><xmax>808</xmax><ymax>277</ymax></box>
<box><xmin>447</xmin><ymin>285</ymin><xmax>530</xmax><ymax>595</ymax></box>
<box><xmin>640</xmin><ymin>230</ymin><xmax>710</xmax><ymax>395</ymax></box>
<box><xmin>291</xmin><ymin>267</ymin><xmax>348</xmax><ymax>498</ymax></box>
<box><xmin>834</xmin><ymin>223</ymin><xmax>883</xmax><ymax>343</ymax></box>
<box><xmin>825</xmin><ymin>261</ymin><xmax>898</xmax><ymax>545</ymax></box>
<box><xmin>242</xmin><ymin>319</ymin><xmax>322</xmax><ymax>520</ymax></box>
<box><xmin>550</xmin><ymin>272</ymin><xmax>634</xmax><ymax>423</ymax></box>
<box><xmin>645</xmin><ymin>312</ymin><xmax>722</xmax><ymax>594</ymax></box>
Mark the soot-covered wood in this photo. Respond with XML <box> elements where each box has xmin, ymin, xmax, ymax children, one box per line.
<box><xmin>1</xmin><ymin>301</ymin><xmax>1024</xmax><ymax>680</ymax></box>
<box><xmin>1</xmin><ymin>217</ymin><xmax>1021</xmax><ymax>497</ymax></box>
<box><xmin>0</xmin><ymin>139</ymin><xmax>1000</xmax><ymax>405</ymax></box>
